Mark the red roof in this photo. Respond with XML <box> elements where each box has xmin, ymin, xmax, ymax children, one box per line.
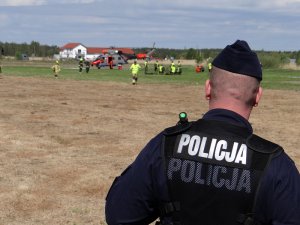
<box><xmin>60</xmin><ymin>42</ymin><xmax>83</xmax><ymax>50</ymax></box>
<box><xmin>87</xmin><ymin>47</ymin><xmax>106</xmax><ymax>54</ymax></box>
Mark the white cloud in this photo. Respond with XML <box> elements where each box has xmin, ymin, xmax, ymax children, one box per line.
<box><xmin>59</xmin><ymin>0</ymin><xmax>98</xmax><ymax>3</ymax></box>
<box><xmin>0</xmin><ymin>0</ymin><xmax>46</xmax><ymax>6</ymax></box>
<box><xmin>130</xmin><ymin>0</ymin><xmax>300</xmax><ymax>13</ymax></box>
<box><xmin>0</xmin><ymin>0</ymin><xmax>102</xmax><ymax>6</ymax></box>
<box><xmin>2</xmin><ymin>0</ymin><xmax>299</xmax><ymax>12</ymax></box>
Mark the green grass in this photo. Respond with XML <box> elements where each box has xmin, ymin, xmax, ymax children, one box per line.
<box><xmin>260</xmin><ymin>69</ymin><xmax>300</xmax><ymax>90</ymax></box>
<box><xmin>2</xmin><ymin>64</ymin><xmax>300</xmax><ymax>90</ymax></box>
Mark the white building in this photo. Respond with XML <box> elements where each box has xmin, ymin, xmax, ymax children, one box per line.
<box><xmin>59</xmin><ymin>43</ymin><xmax>87</xmax><ymax>59</ymax></box>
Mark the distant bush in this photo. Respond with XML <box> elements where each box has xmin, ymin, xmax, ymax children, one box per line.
<box><xmin>15</xmin><ymin>52</ymin><xmax>22</xmax><ymax>60</ymax></box>
<box><xmin>257</xmin><ymin>51</ymin><xmax>291</xmax><ymax>68</ymax></box>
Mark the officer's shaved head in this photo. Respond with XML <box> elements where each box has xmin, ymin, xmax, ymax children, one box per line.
<box><xmin>209</xmin><ymin>66</ymin><xmax>260</xmax><ymax>107</ymax></box>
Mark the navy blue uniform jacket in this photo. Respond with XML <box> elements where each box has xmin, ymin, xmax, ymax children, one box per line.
<box><xmin>105</xmin><ymin>109</ymin><xmax>300</xmax><ymax>225</ymax></box>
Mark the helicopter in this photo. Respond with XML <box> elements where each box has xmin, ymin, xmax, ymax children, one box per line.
<box><xmin>91</xmin><ymin>49</ymin><xmax>128</xmax><ymax>69</ymax></box>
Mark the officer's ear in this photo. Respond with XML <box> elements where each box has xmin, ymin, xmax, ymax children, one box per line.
<box><xmin>205</xmin><ymin>80</ymin><xmax>211</xmax><ymax>100</ymax></box>
<box><xmin>254</xmin><ymin>86</ymin><xmax>263</xmax><ymax>107</ymax></box>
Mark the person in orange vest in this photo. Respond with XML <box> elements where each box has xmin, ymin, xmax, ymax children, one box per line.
<box><xmin>195</xmin><ymin>64</ymin><xmax>205</xmax><ymax>73</ymax></box>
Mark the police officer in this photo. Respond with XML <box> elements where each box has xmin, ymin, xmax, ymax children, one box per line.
<box><xmin>105</xmin><ymin>40</ymin><xmax>300</xmax><ymax>225</ymax></box>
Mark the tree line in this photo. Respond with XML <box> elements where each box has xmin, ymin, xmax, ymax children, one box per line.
<box><xmin>1</xmin><ymin>41</ymin><xmax>299</xmax><ymax>68</ymax></box>
<box><xmin>0</xmin><ymin>41</ymin><xmax>60</xmax><ymax>59</ymax></box>
<box><xmin>138</xmin><ymin>47</ymin><xmax>300</xmax><ymax>68</ymax></box>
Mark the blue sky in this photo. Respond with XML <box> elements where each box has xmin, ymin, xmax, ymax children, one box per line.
<box><xmin>0</xmin><ymin>0</ymin><xmax>300</xmax><ymax>51</ymax></box>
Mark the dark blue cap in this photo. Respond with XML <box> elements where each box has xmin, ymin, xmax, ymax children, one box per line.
<box><xmin>212</xmin><ymin>40</ymin><xmax>262</xmax><ymax>81</ymax></box>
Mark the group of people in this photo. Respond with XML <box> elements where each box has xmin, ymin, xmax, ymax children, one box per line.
<box><xmin>51</xmin><ymin>58</ymin><xmax>92</xmax><ymax>78</ymax></box>
<box><xmin>78</xmin><ymin>58</ymin><xmax>91</xmax><ymax>73</ymax></box>
<box><xmin>106</xmin><ymin>40</ymin><xmax>300</xmax><ymax>225</ymax></box>
<box><xmin>195</xmin><ymin>62</ymin><xmax>212</xmax><ymax>73</ymax></box>
<box><xmin>52</xmin><ymin>58</ymin><xmax>183</xmax><ymax>82</ymax></box>
<box><xmin>155</xmin><ymin>60</ymin><xmax>182</xmax><ymax>75</ymax></box>
<box><xmin>144</xmin><ymin>60</ymin><xmax>182</xmax><ymax>75</ymax></box>
<box><xmin>130</xmin><ymin>60</ymin><xmax>183</xmax><ymax>85</ymax></box>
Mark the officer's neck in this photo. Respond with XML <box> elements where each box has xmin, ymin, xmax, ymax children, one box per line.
<box><xmin>208</xmin><ymin>101</ymin><xmax>252</xmax><ymax>120</ymax></box>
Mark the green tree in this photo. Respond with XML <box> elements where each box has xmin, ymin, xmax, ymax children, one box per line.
<box><xmin>15</xmin><ymin>51</ymin><xmax>22</xmax><ymax>60</ymax></box>
<box><xmin>186</xmin><ymin>48</ymin><xmax>197</xmax><ymax>59</ymax></box>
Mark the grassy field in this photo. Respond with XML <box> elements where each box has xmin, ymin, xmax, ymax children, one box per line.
<box><xmin>0</xmin><ymin>61</ymin><xmax>299</xmax><ymax>225</ymax></box>
<box><xmin>2</xmin><ymin>63</ymin><xmax>300</xmax><ymax>90</ymax></box>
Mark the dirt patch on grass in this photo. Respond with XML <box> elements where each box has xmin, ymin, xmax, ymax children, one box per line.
<box><xmin>0</xmin><ymin>76</ymin><xmax>299</xmax><ymax>225</ymax></box>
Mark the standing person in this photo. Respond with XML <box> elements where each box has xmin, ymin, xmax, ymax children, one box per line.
<box><xmin>105</xmin><ymin>40</ymin><xmax>300</xmax><ymax>225</ymax></box>
<box><xmin>130</xmin><ymin>60</ymin><xmax>141</xmax><ymax>85</ymax></box>
<box><xmin>176</xmin><ymin>60</ymin><xmax>182</xmax><ymax>74</ymax></box>
<box><xmin>85</xmin><ymin>60</ymin><xmax>91</xmax><ymax>73</ymax></box>
<box><xmin>195</xmin><ymin>64</ymin><xmax>202</xmax><ymax>73</ymax></box>
<box><xmin>0</xmin><ymin>61</ymin><xmax>2</xmax><ymax>78</ymax></box>
<box><xmin>0</xmin><ymin>47</ymin><xmax>3</xmax><ymax>75</ymax></box>
<box><xmin>154</xmin><ymin>60</ymin><xmax>159</xmax><ymax>74</ymax></box>
<box><xmin>79</xmin><ymin>58</ymin><xmax>84</xmax><ymax>73</ymax></box>
<box><xmin>170</xmin><ymin>60</ymin><xmax>176</xmax><ymax>75</ymax></box>
<box><xmin>208</xmin><ymin>62</ymin><xmax>212</xmax><ymax>72</ymax></box>
<box><xmin>159</xmin><ymin>64</ymin><xmax>165</xmax><ymax>75</ymax></box>
<box><xmin>108</xmin><ymin>56</ymin><xmax>114</xmax><ymax>69</ymax></box>
<box><xmin>144</xmin><ymin>59</ymin><xmax>149</xmax><ymax>74</ymax></box>
<box><xmin>51</xmin><ymin>60</ymin><xmax>61</xmax><ymax>79</ymax></box>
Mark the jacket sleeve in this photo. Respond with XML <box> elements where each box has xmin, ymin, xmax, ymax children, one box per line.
<box><xmin>105</xmin><ymin>132</ymin><xmax>168</xmax><ymax>225</ymax></box>
<box><xmin>254</xmin><ymin>151</ymin><xmax>300</xmax><ymax>225</ymax></box>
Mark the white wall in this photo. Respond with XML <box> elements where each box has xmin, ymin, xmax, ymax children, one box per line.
<box><xmin>59</xmin><ymin>44</ymin><xmax>87</xmax><ymax>59</ymax></box>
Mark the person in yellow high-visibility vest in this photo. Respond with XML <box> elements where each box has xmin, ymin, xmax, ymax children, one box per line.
<box><xmin>130</xmin><ymin>60</ymin><xmax>141</xmax><ymax>85</ymax></box>
<box><xmin>51</xmin><ymin>60</ymin><xmax>61</xmax><ymax>78</ymax></box>
<box><xmin>208</xmin><ymin>62</ymin><xmax>212</xmax><ymax>72</ymax></box>
<box><xmin>158</xmin><ymin>64</ymin><xmax>165</xmax><ymax>74</ymax></box>
<box><xmin>170</xmin><ymin>61</ymin><xmax>176</xmax><ymax>75</ymax></box>
<box><xmin>154</xmin><ymin>60</ymin><xmax>159</xmax><ymax>74</ymax></box>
